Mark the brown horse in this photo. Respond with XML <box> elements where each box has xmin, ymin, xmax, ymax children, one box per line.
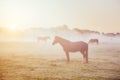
<box><xmin>52</xmin><ymin>36</ymin><xmax>88</xmax><ymax>63</ymax></box>
<box><xmin>89</xmin><ymin>39</ymin><xmax>99</xmax><ymax>44</ymax></box>
<box><xmin>37</xmin><ymin>36</ymin><xmax>50</xmax><ymax>42</ymax></box>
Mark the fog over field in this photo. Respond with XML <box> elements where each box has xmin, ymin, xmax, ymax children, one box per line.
<box><xmin>0</xmin><ymin>26</ymin><xmax>120</xmax><ymax>80</ymax></box>
<box><xmin>0</xmin><ymin>26</ymin><xmax>120</xmax><ymax>43</ymax></box>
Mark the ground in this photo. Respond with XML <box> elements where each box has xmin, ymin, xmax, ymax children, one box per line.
<box><xmin>0</xmin><ymin>42</ymin><xmax>120</xmax><ymax>80</ymax></box>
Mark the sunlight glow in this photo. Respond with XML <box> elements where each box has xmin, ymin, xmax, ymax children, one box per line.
<box><xmin>10</xmin><ymin>25</ymin><xmax>16</xmax><ymax>30</ymax></box>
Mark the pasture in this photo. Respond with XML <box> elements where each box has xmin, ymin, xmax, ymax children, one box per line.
<box><xmin>0</xmin><ymin>41</ymin><xmax>120</xmax><ymax>80</ymax></box>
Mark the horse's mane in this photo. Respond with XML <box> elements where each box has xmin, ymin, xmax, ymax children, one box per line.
<box><xmin>55</xmin><ymin>36</ymin><xmax>72</xmax><ymax>43</ymax></box>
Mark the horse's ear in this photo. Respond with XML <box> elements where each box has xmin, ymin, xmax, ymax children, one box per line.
<box><xmin>55</xmin><ymin>36</ymin><xmax>60</xmax><ymax>39</ymax></box>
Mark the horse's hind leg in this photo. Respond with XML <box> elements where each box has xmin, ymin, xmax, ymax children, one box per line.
<box><xmin>97</xmin><ymin>41</ymin><xmax>99</xmax><ymax>45</ymax></box>
<box><xmin>81</xmin><ymin>50</ymin><xmax>88</xmax><ymax>63</ymax></box>
<box><xmin>80</xmin><ymin>51</ymin><xmax>86</xmax><ymax>63</ymax></box>
<box><xmin>83</xmin><ymin>52</ymin><xmax>86</xmax><ymax>63</ymax></box>
<box><xmin>65</xmin><ymin>52</ymin><xmax>70</xmax><ymax>62</ymax></box>
<box><xmin>85</xmin><ymin>50</ymin><xmax>88</xmax><ymax>63</ymax></box>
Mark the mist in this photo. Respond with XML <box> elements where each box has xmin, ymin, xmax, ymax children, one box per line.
<box><xmin>0</xmin><ymin>26</ymin><xmax>120</xmax><ymax>44</ymax></box>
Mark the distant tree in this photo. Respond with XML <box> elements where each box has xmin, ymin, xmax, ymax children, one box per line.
<box><xmin>62</xmin><ymin>24</ymin><xmax>68</xmax><ymax>29</ymax></box>
<box><xmin>116</xmin><ymin>32</ymin><xmax>120</xmax><ymax>36</ymax></box>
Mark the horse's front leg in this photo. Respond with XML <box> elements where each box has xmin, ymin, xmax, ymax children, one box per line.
<box><xmin>65</xmin><ymin>51</ymin><xmax>70</xmax><ymax>62</ymax></box>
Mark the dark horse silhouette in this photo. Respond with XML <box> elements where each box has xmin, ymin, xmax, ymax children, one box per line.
<box><xmin>37</xmin><ymin>36</ymin><xmax>50</xmax><ymax>42</ymax></box>
<box><xmin>52</xmin><ymin>36</ymin><xmax>88</xmax><ymax>63</ymax></box>
<box><xmin>89</xmin><ymin>39</ymin><xmax>99</xmax><ymax>44</ymax></box>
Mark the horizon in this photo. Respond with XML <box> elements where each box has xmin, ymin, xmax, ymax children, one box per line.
<box><xmin>0</xmin><ymin>25</ymin><xmax>120</xmax><ymax>34</ymax></box>
<box><xmin>0</xmin><ymin>0</ymin><xmax>120</xmax><ymax>33</ymax></box>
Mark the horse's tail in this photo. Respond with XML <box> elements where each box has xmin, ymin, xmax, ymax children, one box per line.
<box><xmin>97</xmin><ymin>40</ymin><xmax>99</xmax><ymax>45</ymax></box>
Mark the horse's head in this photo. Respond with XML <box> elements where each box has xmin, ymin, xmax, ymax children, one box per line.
<box><xmin>52</xmin><ymin>36</ymin><xmax>59</xmax><ymax>45</ymax></box>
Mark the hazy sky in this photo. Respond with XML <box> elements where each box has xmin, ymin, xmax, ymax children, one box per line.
<box><xmin>0</xmin><ymin>0</ymin><xmax>120</xmax><ymax>32</ymax></box>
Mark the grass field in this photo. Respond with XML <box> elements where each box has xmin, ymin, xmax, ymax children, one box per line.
<box><xmin>0</xmin><ymin>41</ymin><xmax>120</xmax><ymax>80</ymax></box>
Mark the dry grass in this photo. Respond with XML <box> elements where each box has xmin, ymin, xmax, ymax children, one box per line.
<box><xmin>0</xmin><ymin>42</ymin><xmax>120</xmax><ymax>80</ymax></box>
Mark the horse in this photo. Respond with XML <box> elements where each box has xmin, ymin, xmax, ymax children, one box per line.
<box><xmin>52</xmin><ymin>36</ymin><xmax>88</xmax><ymax>63</ymax></box>
<box><xmin>37</xmin><ymin>36</ymin><xmax>50</xmax><ymax>42</ymax></box>
<box><xmin>88</xmin><ymin>39</ymin><xmax>99</xmax><ymax>44</ymax></box>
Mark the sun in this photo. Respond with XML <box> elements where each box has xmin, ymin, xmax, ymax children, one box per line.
<box><xmin>10</xmin><ymin>25</ymin><xmax>16</xmax><ymax>30</ymax></box>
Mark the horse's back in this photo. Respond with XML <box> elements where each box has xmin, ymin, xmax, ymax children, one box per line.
<box><xmin>89</xmin><ymin>39</ymin><xmax>98</xmax><ymax>42</ymax></box>
<box><xmin>73</xmin><ymin>41</ymin><xmax>88</xmax><ymax>50</ymax></box>
<box><xmin>75</xmin><ymin>41</ymin><xmax>88</xmax><ymax>46</ymax></box>
<box><xmin>37</xmin><ymin>36</ymin><xmax>50</xmax><ymax>40</ymax></box>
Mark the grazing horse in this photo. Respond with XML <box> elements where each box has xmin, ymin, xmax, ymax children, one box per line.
<box><xmin>37</xmin><ymin>36</ymin><xmax>50</xmax><ymax>42</ymax></box>
<box><xmin>52</xmin><ymin>36</ymin><xmax>88</xmax><ymax>63</ymax></box>
<box><xmin>89</xmin><ymin>39</ymin><xmax>99</xmax><ymax>44</ymax></box>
